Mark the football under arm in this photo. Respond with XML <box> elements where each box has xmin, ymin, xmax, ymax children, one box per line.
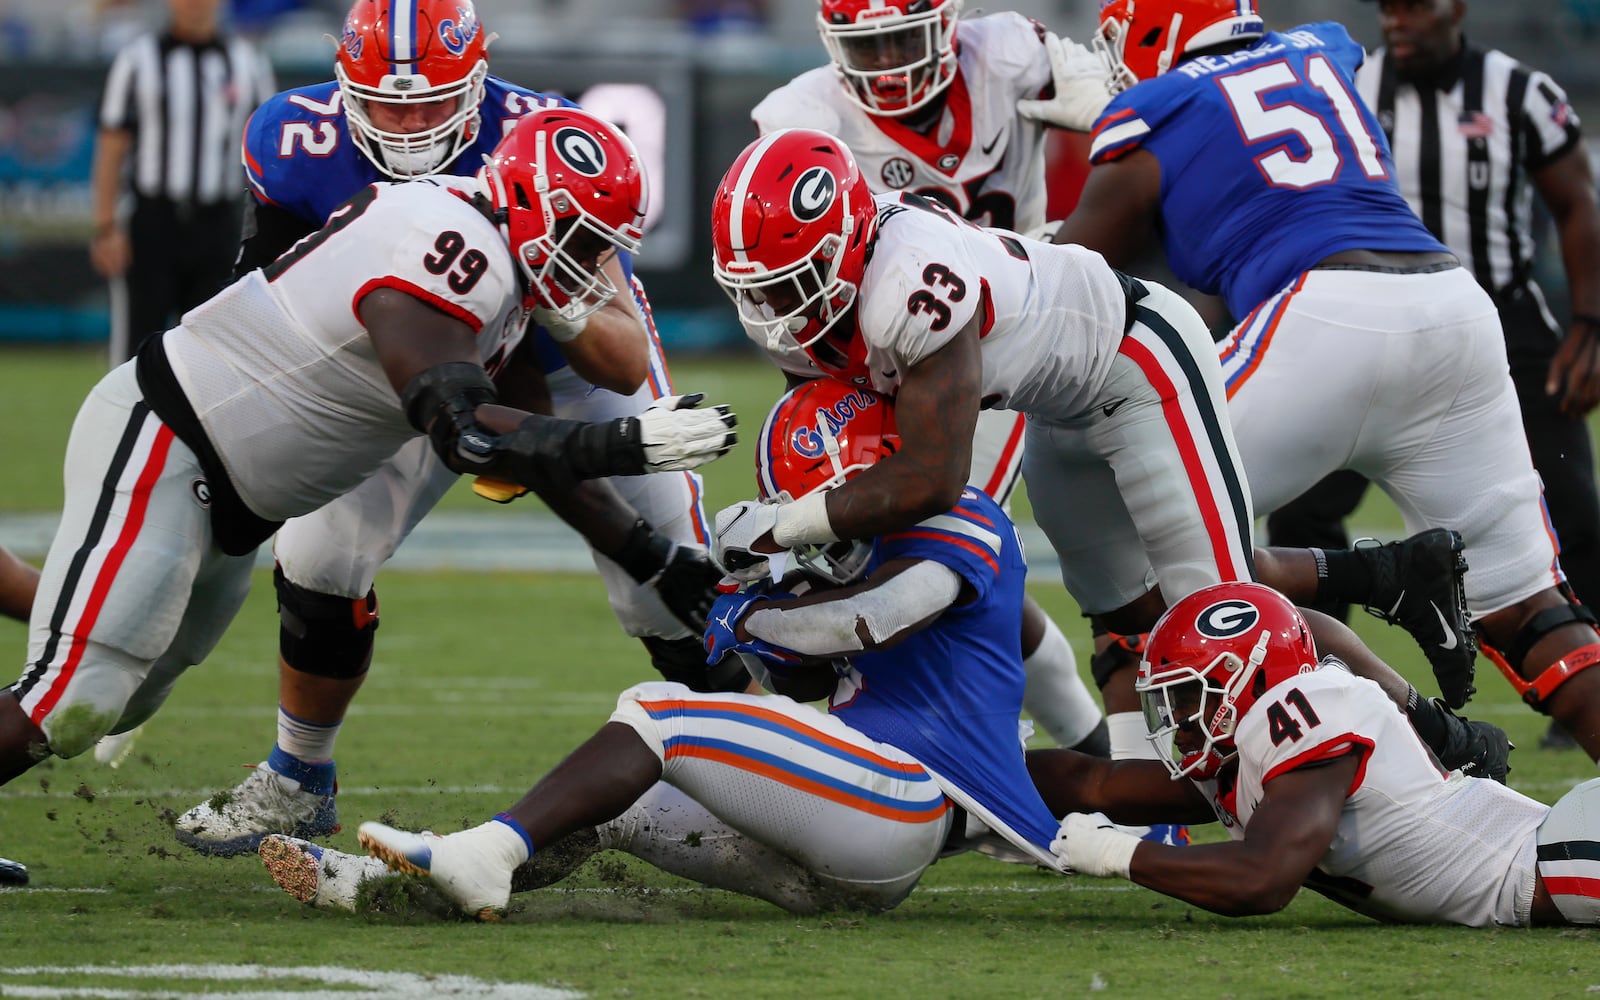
<box><xmin>741</xmin><ymin>558</ymin><xmax>964</xmax><ymax>658</ymax></box>
<box><xmin>1125</xmin><ymin>754</ymin><xmax>1356</xmax><ymax>917</ymax></box>
<box><xmin>1051</xmin><ymin>150</ymin><xmax>1162</xmax><ymax>268</ymax></box>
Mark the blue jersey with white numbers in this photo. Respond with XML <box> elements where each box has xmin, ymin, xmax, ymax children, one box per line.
<box><xmin>830</xmin><ymin>487</ymin><xmax>1060</xmax><ymax>851</ymax></box>
<box><xmin>242</xmin><ymin>76</ymin><xmax>610</xmax><ymax>373</ymax></box>
<box><xmin>1088</xmin><ymin>22</ymin><xmax>1448</xmax><ymax>319</ymax></box>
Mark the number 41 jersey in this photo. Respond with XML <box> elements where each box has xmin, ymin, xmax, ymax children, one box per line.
<box><xmin>1088</xmin><ymin>21</ymin><xmax>1448</xmax><ymax>320</ymax></box>
<box><xmin>1199</xmin><ymin>662</ymin><xmax>1548</xmax><ymax>926</ymax></box>
<box><xmin>159</xmin><ymin>177</ymin><xmax>526</xmax><ymax>523</ymax></box>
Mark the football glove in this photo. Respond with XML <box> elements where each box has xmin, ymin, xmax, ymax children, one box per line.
<box><xmin>1051</xmin><ymin>812</ymin><xmax>1140</xmax><ymax>878</ymax></box>
<box><xmin>610</xmin><ymin>519</ymin><xmax>722</xmax><ymax>633</ymax></box>
<box><xmin>635</xmin><ymin>394</ymin><xmax>738</xmax><ymax>473</ymax></box>
<box><xmin>704</xmin><ymin>588</ymin><xmax>803</xmax><ymax>667</ymax></box>
<box><xmin>713</xmin><ymin>499</ymin><xmax>782</xmax><ymax>582</ymax></box>
<box><xmin>1016</xmin><ymin>33</ymin><xmax>1115</xmax><ymax>132</ymax></box>
<box><xmin>531</xmin><ymin>304</ymin><xmax>589</xmax><ymax>344</ymax></box>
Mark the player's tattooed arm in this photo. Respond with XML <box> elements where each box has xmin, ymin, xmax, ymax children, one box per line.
<box><xmin>540</xmin><ymin>255</ymin><xmax>650</xmax><ymax>395</ymax></box>
<box><xmin>822</xmin><ymin>322</ymin><xmax>981</xmax><ymax>538</ymax></box>
<box><xmin>1052</xmin><ymin>149</ymin><xmax>1161</xmax><ymax>268</ymax></box>
<box><xmin>1125</xmin><ymin>755</ymin><xmax>1355</xmax><ymax>916</ymax></box>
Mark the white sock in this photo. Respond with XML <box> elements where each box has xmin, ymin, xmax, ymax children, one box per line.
<box><xmin>458</xmin><ymin>819</ymin><xmax>531</xmax><ymax>870</ymax></box>
<box><xmin>275</xmin><ymin>706</ymin><xmax>341</xmax><ymax>764</ymax></box>
<box><xmin>1021</xmin><ymin>617</ymin><xmax>1104</xmax><ymax>747</ymax></box>
<box><xmin>1108</xmin><ymin>711</ymin><xmax>1161</xmax><ymax>761</ymax></box>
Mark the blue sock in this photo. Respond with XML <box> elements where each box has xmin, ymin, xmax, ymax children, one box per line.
<box><xmin>266</xmin><ymin>745</ymin><xmax>337</xmax><ymax>796</ymax></box>
<box><xmin>493</xmin><ymin>812</ymin><xmax>536</xmax><ymax>860</ymax></box>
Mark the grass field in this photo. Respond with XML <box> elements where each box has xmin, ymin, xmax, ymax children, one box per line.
<box><xmin>1</xmin><ymin>347</ymin><xmax>1597</xmax><ymax>999</ymax></box>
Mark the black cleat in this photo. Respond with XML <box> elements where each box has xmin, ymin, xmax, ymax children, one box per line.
<box><xmin>1427</xmin><ymin>700</ymin><xmax>1513</xmax><ymax>783</ymax></box>
<box><xmin>1358</xmin><ymin>528</ymin><xmax>1477</xmax><ymax>708</ymax></box>
<box><xmin>0</xmin><ymin>856</ymin><xmax>28</xmax><ymax>886</ymax></box>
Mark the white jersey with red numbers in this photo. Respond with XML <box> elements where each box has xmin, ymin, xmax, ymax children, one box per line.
<box><xmin>848</xmin><ymin>192</ymin><xmax>1128</xmax><ymax>420</ymax></box>
<box><xmin>1197</xmin><ymin>661</ymin><xmax>1548</xmax><ymax>927</ymax></box>
<box><xmin>752</xmin><ymin>12</ymin><xmax>1053</xmax><ymax>235</ymax></box>
<box><xmin>163</xmin><ymin>176</ymin><xmax>526</xmax><ymax>522</ymax></box>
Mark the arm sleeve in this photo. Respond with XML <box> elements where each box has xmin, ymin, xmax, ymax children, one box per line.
<box><xmin>1521</xmin><ymin>69</ymin><xmax>1583</xmax><ymax>173</ymax></box>
<box><xmin>744</xmin><ymin>559</ymin><xmax>963</xmax><ymax>655</ymax></box>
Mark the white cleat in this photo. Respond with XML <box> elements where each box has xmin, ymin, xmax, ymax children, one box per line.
<box><xmin>357</xmin><ymin>822</ymin><xmax>515</xmax><ymax>922</ymax></box>
<box><xmin>93</xmin><ymin>726</ymin><xmax>143</xmax><ymax>768</ymax></box>
<box><xmin>174</xmin><ymin>764</ymin><xmax>338</xmax><ymax>857</ymax></box>
<box><xmin>259</xmin><ymin>835</ymin><xmax>393</xmax><ymax>913</ymax></box>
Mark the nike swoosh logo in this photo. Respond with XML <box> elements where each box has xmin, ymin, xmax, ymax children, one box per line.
<box><xmin>981</xmin><ymin>129</ymin><xmax>1004</xmax><ymax>156</ymax></box>
<box><xmin>1432</xmin><ymin>602</ymin><xmax>1459</xmax><ymax>650</ymax></box>
<box><xmin>1101</xmin><ymin>397</ymin><xmax>1128</xmax><ymax>417</ymax></box>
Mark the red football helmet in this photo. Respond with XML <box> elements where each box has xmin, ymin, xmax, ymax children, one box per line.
<box><xmin>477</xmin><ymin>107</ymin><xmax>647</xmax><ymax>321</ymax></box>
<box><xmin>335</xmin><ymin>0</ymin><xmax>491</xmax><ymax>178</ymax></box>
<box><xmin>754</xmin><ymin>379</ymin><xmax>899</xmax><ymax>585</ymax></box>
<box><xmin>711</xmin><ymin>129</ymin><xmax>876</xmax><ymax>370</ymax></box>
<box><xmin>818</xmin><ymin>0</ymin><xmax>963</xmax><ymax>116</ymax></box>
<box><xmin>1095</xmin><ymin>0</ymin><xmax>1264</xmax><ymax>92</ymax></box>
<box><xmin>1136</xmin><ymin>582</ymin><xmax>1319</xmax><ymax>780</ymax></box>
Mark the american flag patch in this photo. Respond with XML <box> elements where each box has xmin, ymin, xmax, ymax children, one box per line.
<box><xmin>1458</xmin><ymin>112</ymin><xmax>1494</xmax><ymax>138</ymax></box>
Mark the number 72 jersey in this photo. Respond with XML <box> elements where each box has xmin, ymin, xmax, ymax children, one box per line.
<box><xmin>1087</xmin><ymin>21</ymin><xmax>1448</xmax><ymax>321</ymax></box>
<box><xmin>1202</xmin><ymin>663</ymin><xmax>1549</xmax><ymax>927</ymax></box>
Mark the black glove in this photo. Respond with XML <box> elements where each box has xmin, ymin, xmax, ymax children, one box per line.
<box><xmin>612</xmin><ymin>519</ymin><xmax>722</xmax><ymax>633</ymax></box>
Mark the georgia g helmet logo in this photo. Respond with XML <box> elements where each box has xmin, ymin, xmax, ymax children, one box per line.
<box><xmin>791</xmin><ymin>166</ymin><xmax>837</xmax><ymax>222</ymax></box>
<box><xmin>1195</xmin><ymin>599</ymin><xmax>1260</xmax><ymax>639</ymax></box>
<box><xmin>553</xmin><ymin>126</ymin><xmax>606</xmax><ymax>176</ymax></box>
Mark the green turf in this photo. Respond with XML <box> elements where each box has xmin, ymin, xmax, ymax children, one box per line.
<box><xmin>1</xmin><ymin>348</ymin><xmax>1597</xmax><ymax>998</ymax></box>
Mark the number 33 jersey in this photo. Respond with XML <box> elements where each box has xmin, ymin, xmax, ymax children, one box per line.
<box><xmin>836</xmin><ymin>192</ymin><xmax>1130</xmax><ymax>421</ymax></box>
<box><xmin>1087</xmin><ymin>21</ymin><xmax>1447</xmax><ymax>320</ymax></box>
<box><xmin>159</xmin><ymin>177</ymin><xmax>526</xmax><ymax>522</ymax></box>
<box><xmin>1199</xmin><ymin>663</ymin><xmax>1548</xmax><ymax>927</ymax></box>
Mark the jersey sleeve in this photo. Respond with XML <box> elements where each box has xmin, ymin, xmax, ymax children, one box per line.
<box><xmin>1087</xmin><ymin>90</ymin><xmax>1158</xmax><ymax>164</ymax></box>
<box><xmin>99</xmin><ymin>39</ymin><xmax>142</xmax><ymax>131</ymax></box>
<box><xmin>751</xmin><ymin>73</ymin><xmax>847</xmax><ymax>137</ymax></box>
<box><xmin>1238</xmin><ymin>666</ymin><xmax>1382</xmax><ymax>797</ymax></box>
<box><xmin>348</xmin><ymin>189</ymin><xmax>517</xmax><ymax>334</ymax></box>
<box><xmin>1519</xmin><ymin>68</ymin><xmax>1582</xmax><ymax>172</ymax></box>
<box><xmin>1300</xmin><ymin>20</ymin><xmax>1365</xmax><ymax>78</ymax></box>
<box><xmin>973</xmin><ymin>12</ymin><xmax>1052</xmax><ymax>99</ymax></box>
<box><xmin>874</xmin><ymin>489</ymin><xmax>1008</xmax><ymax>600</ymax></box>
<box><xmin>860</xmin><ymin>204</ymin><xmax>984</xmax><ymax>366</ymax></box>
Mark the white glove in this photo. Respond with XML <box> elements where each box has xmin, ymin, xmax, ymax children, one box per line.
<box><xmin>1016</xmin><ymin>33</ymin><xmax>1115</xmax><ymax>132</ymax></box>
<box><xmin>531</xmin><ymin>305</ymin><xmax>590</xmax><ymax>344</ymax></box>
<box><xmin>1051</xmin><ymin>812</ymin><xmax>1140</xmax><ymax>878</ymax></box>
<box><xmin>713</xmin><ymin>499</ymin><xmax>781</xmax><ymax>582</ymax></box>
<box><xmin>637</xmin><ymin>394</ymin><xmax>737</xmax><ymax>472</ymax></box>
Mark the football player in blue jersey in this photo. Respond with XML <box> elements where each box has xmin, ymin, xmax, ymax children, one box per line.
<box><xmin>174</xmin><ymin>0</ymin><xmax>730</xmax><ymax>857</ymax></box>
<box><xmin>262</xmin><ymin>381</ymin><xmax>1074</xmax><ymax>918</ymax></box>
<box><xmin>1044</xmin><ymin>0</ymin><xmax>1600</xmax><ymax>757</ymax></box>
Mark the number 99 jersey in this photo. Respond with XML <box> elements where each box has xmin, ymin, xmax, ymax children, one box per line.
<box><xmin>1087</xmin><ymin>21</ymin><xmax>1448</xmax><ymax>320</ymax></box>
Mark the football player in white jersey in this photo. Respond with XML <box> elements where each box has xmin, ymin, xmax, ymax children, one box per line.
<box><xmin>1043</xmin><ymin>581</ymin><xmax>1596</xmax><ymax>927</ymax></box>
<box><xmin>746</xmin><ymin>0</ymin><xmax>1110</xmax><ymax>761</ymax></box>
<box><xmin>0</xmin><ymin>111</ymin><xmax>736</xmax><ymax>836</ymax></box>
<box><xmin>710</xmin><ymin>129</ymin><xmax>1494</xmax><ymax>779</ymax></box>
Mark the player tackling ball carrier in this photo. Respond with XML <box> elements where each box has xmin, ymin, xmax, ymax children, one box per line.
<box><xmin>0</xmin><ymin>110</ymin><xmax>735</xmax><ymax>819</ymax></box>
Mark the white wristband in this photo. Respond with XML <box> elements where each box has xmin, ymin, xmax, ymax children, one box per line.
<box><xmin>772</xmin><ymin>489</ymin><xmax>839</xmax><ymax>547</ymax></box>
<box><xmin>536</xmin><ymin>308</ymin><xmax>590</xmax><ymax>344</ymax></box>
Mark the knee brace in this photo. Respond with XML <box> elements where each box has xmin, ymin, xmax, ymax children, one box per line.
<box><xmin>641</xmin><ymin>635</ymin><xmax>750</xmax><ymax>694</ymax></box>
<box><xmin>1478</xmin><ymin>597</ymin><xmax>1600</xmax><ymax>710</ymax></box>
<box><xmin>275</xmin><ymin>565</ymin><xmax>379</xmax><ymax>680</ymax></box>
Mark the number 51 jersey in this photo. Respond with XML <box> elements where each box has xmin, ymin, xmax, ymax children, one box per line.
<box><xmin>1087</xmin><ymin>21</ymin><xmax>1448</xmax><ymax>320</ymax></box>
<box><xmin>159</xmin><ymin>177</ymin><xmax>526</xmax><ymax>523</ymax></box>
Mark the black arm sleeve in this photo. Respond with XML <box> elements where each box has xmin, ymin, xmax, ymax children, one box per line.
<box><xmin>234</xmin><ymin>195</ymin><xmax>317</xmax><ymax>278</ymax></box>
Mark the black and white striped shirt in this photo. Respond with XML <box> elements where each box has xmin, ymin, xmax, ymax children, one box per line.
<box><xmin>1357</xmin><ymin>45</ymin><xmax>1582</xmax><ymax>295</ymax></box>
<box><xmin>99</xmin><ymin>31</ymin><xmax>275</xmax><ymax>207</ymax></box>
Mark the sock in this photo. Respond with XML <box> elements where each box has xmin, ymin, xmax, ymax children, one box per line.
<box><xmin>1312</xmin><ymin>547</ymin><xmax>1373</xmax><ymax>607</ymax></box>
<box><xmin>491</xmin><ymin>813</ymin><xmax>536</xmax><ymax>866</ymax></box>
<box><xmin>1108</xmin><ymin>711</ymin><xmax>1161</xmax><ymax>761</ymax></box>
<box><xmin>275</xmin><ymin>706</ymin><xmax>341</xmax><ymax>764</ymax></box>
<box><xmin>264</xmin><ymin>745</ymin><xmax>336</xmax><ymax>796</ymax></box>
<box><xmin>1021</xmin><ymin>616</ymin><xmax>1105</xmax><ymax>748</ymax></box>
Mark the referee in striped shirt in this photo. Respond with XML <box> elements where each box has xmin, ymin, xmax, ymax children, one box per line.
<box><xmin>88</xmin><ymin>0</ymin><xmax>275</xmax><ymax>365</ymax></box>
<box><xmin>1267</xmin><ymin>0</ymin><xmax>1600</xmax><ymax>727</ymax></box>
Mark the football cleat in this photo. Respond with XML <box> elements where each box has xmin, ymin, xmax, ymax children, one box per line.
<box><xmin>357</xmin><ymin>822</ymin><xmax>514</xmax><ymax>921</ymax></box>
<box><xmin>0</xmin><ymin>855</ymin><xmax>27</xmax><ymax>886</ymax></box>
<box><xmin>1357</xmin><ymin>528</ymin><xmax>1477</xmax><ymax>709</ymax></box>
<box><xmin>260</xmin><ymin>835</ymin><xmax>393</xmax><ymax>912</ymax></box>
<box><xmin>174</xmin><ymin>764</ymin><xmax>339</xmax><ymax>857</ymax></box>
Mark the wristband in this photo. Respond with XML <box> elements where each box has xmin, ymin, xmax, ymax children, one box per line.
<box><xmin>772</xmin><ymin>489</ymin><xmax>839</xmax><ymax>547</ymax></box>
<box><xmin>539</xmin><ymin>309</ymin><xmax>591</xmax><ymax>344</ymax></box>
